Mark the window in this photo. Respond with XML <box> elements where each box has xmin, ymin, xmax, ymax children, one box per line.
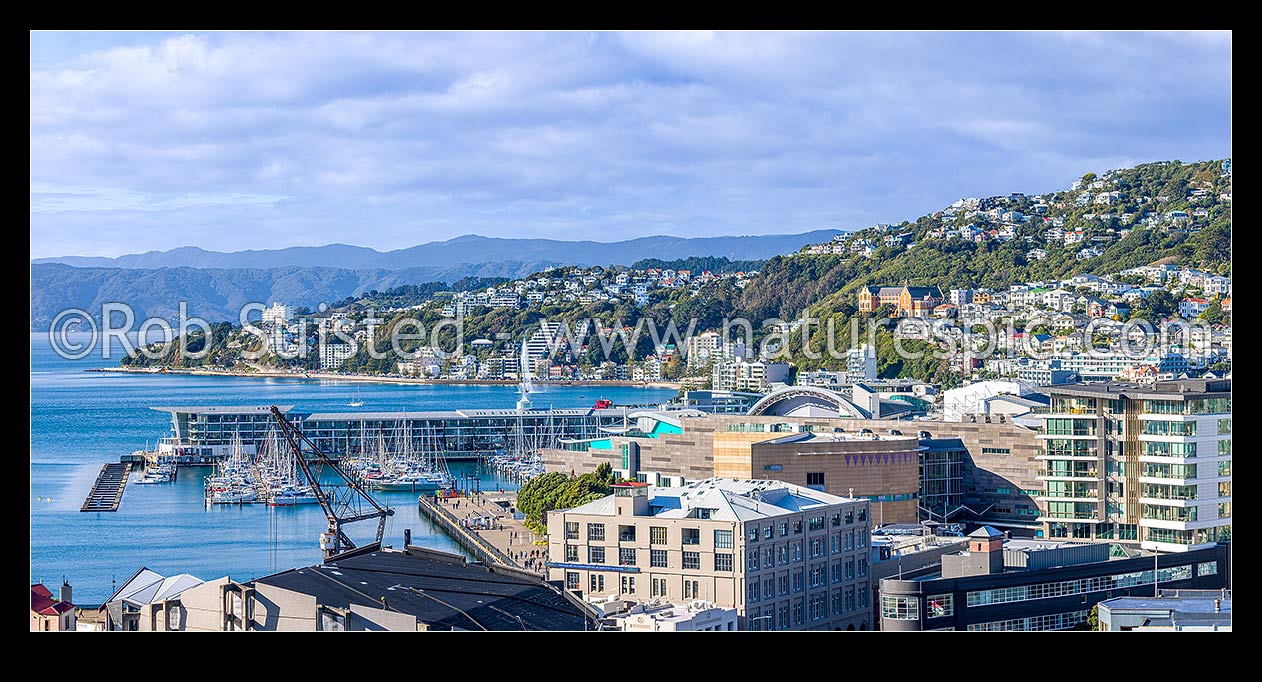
<box><xmin>650</xmin><ymin>526</ymin><xmax>668</xmax><ymax>545</ymax></box>
<box><xmin>882</xmin><ymin>595</ymin><xmax>919</xmax><ymax>620</ymax></box>
<box><xmin>832</xmin><ymin>590</ymin><xmax>843</xmax><ymax>616</ymax></box>
<box><xmin>565</xmin><ymin>544</ymin><xmax>579</xmax><ymax>562</ymax></box>
<box><xmin>587</xmin><ymin>523</ymin><xmax>605</xmax><ymax>541</ymax></box>
<box><xmin>1142</xmin><ymin>420</ymin><xmax>1197</xmax><ymax>436</ymax></box>
<box><xmin>764</xmin><ymin>577</ymin><xmax>774</xmax><ymax>599</ymax></box>
<box><xmin>566</xmin><ymin>572</ymin><xmax>580</xmax><ymax>590</ymax></box>
<box><xmin>588</xmin><ymin>546</ymin><xmax>605</xmax><ymax>564</ymax></box>
<box><xmin>682</xmin><ymin>551</ymin><xmax>701</xmax><ymax>570</ymax></box>
<box><xmin>618</xmin><ymin>525</ymin><xmax>636</xmax><ymax>542</ymax></box>
<box><xmin>777</xmin><ymin>545</ymin><xmax>788</xmax><ymax>565</ymax></box>
<box><xmin>714</xmin><ymin>529</ymin><xmax>734</xmax><ymax>549</ymax></box>
<box><xmin>845</xmin><ymin>559</ymin><xmax>855</xmax><ymax>581</ymax></box>
<box><xmin>651</xmin><ymin>577</ymin><xmax>666</xmax><ymax>597</ymax></box>
<box><xmin>682</xmin><ymin>528</ymin><xmax>700</xmax><ymax>546</ymax></box>
<box><xmin>809</xmin><ymin>594</ymin><xmax>826</xmax><ymax>621</ymax></box>
<box><xmin>792</xmin><ymin>572</ymin><xmax>803</xmax><ymax>593</ymax></box>
<box><xmin>763</xmin><ymin>525</ymin><xmax>774</xmax><ymax>541</ymax></box>
<box><xmin>748</xmin><ymin>581</ymin><xmax>760</xmax><ymax>603</ymax></box>
<box><xmin>810</xmin><ymin>538</ymin><xmax>823</xmax><ymax>558</ymax></box>
<box><xmin>621</xmin><ymin>575</ymin><xmax>636</xmax><ymax>595</ymax></box>
<box><xmin>320</xmin><ymin>608</ymin><xmax>346</xmax><ymax>631</ymax></box>
<box><xmin>832</xmin><ymin>561</ymin><xmax>843</xmax><ymax>584</ymax></box>
<box><xmin>748</xmin><ymin>527</ymin><xmax>760</xmax><ymax>543</ymax></box>
<box><xmin>166</xmin><ymin>604</ymin><xmax>182</xmax><ymax>630</ymax></box>
<box><xmin>589</xmin><ymin>574</ymin><xmax>604</xmax><ymax>593</ymax></box>
<box><xmin>830</xmin><ymin>534</ymin><xmax>840</xmax><ymax>555</ymax></box>
<box><xmin>981</xmin><ymin>447</ymin><xmax>1010</xmax><ymax>455</ymax></box>
<box><xmin>844</xmin><ymin>510</ymin><xmax>854</xmax><ymax>525</ymax></box>
<box><xmin>793</xmin><ymin>520</ymin><xmax>803</xmax><ymax>535</ymax></box>
<box><xmin>967</xmin><ymin>610</ymin><xmax>1088</xmax><ymax>631</ymax></box>
<box><xmin>779</xmin><ymin>522</ymin><xmax>788</xmax><ymax>537</ymax></box>
<box><xmin>764</xmin><ymin>547</ymin><xmax>775</xmax><ymax>566</ymax></box>
<box><xmin>565</xmin><ymin>522</ymin><xmax>579</xmax><ymax>540</ymax></box>
<box><xmin>1198</xmin><ymin>562</ymin><xmax>1219</xmax><ymax>577</ymax></box>
<box><xmin>650</xmin><ymin>549</ymin><xmax>668</xmax><ymax>568</ymax></box>
<box><xmin>748</xmin><ymin>551</ymin><xmax>760</xmax><ymax>571</ymax></box>
<box><xmin>809</xmin><ymin>563</ymin><xmax>825</xmax><ymax>588</ymax></box>
<box><xmin>846</xmin><ymin>531</ymin><xmax>854</xmax><ymax>551</ymax></box>
<box><xmin>778</xmin><ymin>575</ymin><xmax>789</xmax><ymax>596</ymax></box>
<box><xmin>1218</xmin><ymin>418</ymin><xmax>1231</xmax><ymax>435</ymax></box>
<box><xmin>857</xmin><ymin>507</ymin><xmax>868</xmax><ymax>523</ymax></box>
<box><xmin>778</xmin><ymin>605</ymin><xmax>789</xmax><ymax>630</ymax></box>
<box><xmin>831</xmin><ymin>513</ymin><xmax>841</xmax><ymax>527</ymax></box>
<box><xmin>715</xmin><ymin>553</ymin><xmax>733</xmax><ymax>572</ymax></box>
<box><xmin>619</xmin><ymin>548</ymin><xmax>637</xmax><ymax>566</ymax></box>
<box><xmin>793</xmin><ymin>542</ymin><xmax>803</xmax><ymax>562</ymax></box>
<box><xmin>927</xmin><ymin>594</ymin><xmax>953</xmax><ymax>618</ymax></box>
<box><xmin>807</xmin><ymin>472</ymin><xmax>825</xmax><ymax>486</ymax></box>
<box><xmin>809</xmin><ymin>515</ymin><xmax>825</xmax><ymax>531</ymax></box>
<box><xmin>697</xmin><ymin>508</ymin><xmax>714</xmax><ymax>519</ymax></box>
<box><xmin>846</xmin><ymin>587</ymin><xmax>856</xmax><ymax>612</ymax></box>
<box><xmin>683</xmin><ymin>580</ymin><xmax>699</xmax><ymax>600</ymax></box>
<box><xmin>858</xmin><ymin>556</ymin><xmax>868</xmax><ymax>578</ymax></box>
<box><xmin>793</xmin><ymin>599</ymin><xmax>804</xmax><ymax>626</ymax></box>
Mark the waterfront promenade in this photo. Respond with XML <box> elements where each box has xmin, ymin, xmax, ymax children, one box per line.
<box><xmin>420</xmin><ymin>491</ymin><xmax>549</xmax><ymax>576</ymax></box>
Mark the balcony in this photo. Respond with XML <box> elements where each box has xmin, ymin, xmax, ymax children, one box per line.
<box><xmin>1038</xmin><ymin>469</ymin><xmax>1099</xmax><ymax>479</ymax></box>
<box><xmin>1038</xmin><ymin>512</ymin><xmax>1101</xmax><ymax>521</ymax></box>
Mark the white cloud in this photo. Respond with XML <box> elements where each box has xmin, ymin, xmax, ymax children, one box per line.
<box><xmin>29</xmin><ymin>30</ymin><xmax>1231</xmax><ymax>258</ymax></box>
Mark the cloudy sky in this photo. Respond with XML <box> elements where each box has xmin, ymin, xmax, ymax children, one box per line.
<box><xmin>30</xmin><ymin>31</ymin><xmax>1231</xmax><ymax>258</ymax></box>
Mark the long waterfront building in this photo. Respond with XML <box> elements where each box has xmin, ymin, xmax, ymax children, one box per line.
<box><xmin>150</xmin><ymin>405</ymin><xmax>649</xmax><ymax>461</ymax></box>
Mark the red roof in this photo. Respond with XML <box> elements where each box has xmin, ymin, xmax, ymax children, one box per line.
<box><xmin>31</xmin><ymin>584</ymin><xmax>74</xmax><ymax>615</ymax></box>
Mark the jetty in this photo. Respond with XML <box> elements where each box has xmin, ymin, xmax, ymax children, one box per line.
<box><xmin>81</xmin><ymin>462</ymin><xmax>132</xmax><ymax>512</ymax></box>
<box><xmin>418</xmin><ymin>492</ymin><xmax>547</xmax><ymax>575</ymax></box>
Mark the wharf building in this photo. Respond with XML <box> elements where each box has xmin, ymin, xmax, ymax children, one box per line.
<box><xmin>546</xmin><ymin>479</ymin><xmax>873</xmax><ymax>631</ymax></box>
<box><xmin>1097</xmin><ymin>589</ymin><xmax>1231</xmax><ymax>631</ymax></box>
<box><xmin>878</xmin><ymin>526</ymin><xmax>1229</xmax><ymax>631</ymax></box>
<box><xmin>148</xmin><ymin>404</ymin><xmax>648</xmax><ymax>462</ymax></box>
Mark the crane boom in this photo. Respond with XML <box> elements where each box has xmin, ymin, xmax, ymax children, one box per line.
<box><xmin>269</xmin><ymin>405</ymin><xmax>394</xmax><ymax>557</ymax></box>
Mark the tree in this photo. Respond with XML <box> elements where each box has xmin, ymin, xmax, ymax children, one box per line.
<box><xmin>1074</xmin><ymin>604</ymin><xmax>1100</xmax><ymax>631</ymax></box>
<box><xmin>1199</xmin><ymin>300</ymin><xmax>1224</xmax><ymax>325</ymax></box>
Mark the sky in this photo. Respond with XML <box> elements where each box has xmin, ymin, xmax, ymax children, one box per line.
<box><xmin>29</xmin><ymin>30</ymin><xmax>1231</xmax><ymax>259</ymax></box>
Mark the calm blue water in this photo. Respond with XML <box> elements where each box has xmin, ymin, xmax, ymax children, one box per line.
<box><xmin>31</xmin><ymin>332</ymin><xmax>675</xmax><ymax>603</ymax></box>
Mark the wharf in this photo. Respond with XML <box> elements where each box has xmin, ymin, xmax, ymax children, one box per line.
<box><xmin>418</xmin><ymin>492</ymin><xmax>548</xmax><ymax>576</ymax></box>
<box><xmin>81</xmin><ymin>463</ymin><xmax>132</xmax><ymax>512</ymax></box>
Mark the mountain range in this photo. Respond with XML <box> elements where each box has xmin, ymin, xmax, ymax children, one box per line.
<box><xmin>32</xmin><ymin>231</ymin><xmax>843</xmax><ymax>270</ymax></box>
<box><xmin>30</xmin><ymin>230</ymin><xmax>842</xmax><ymax>329</ymax></box>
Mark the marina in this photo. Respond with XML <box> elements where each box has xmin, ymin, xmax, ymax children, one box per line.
<box><xmin>32</xmin><ymin>332</ymin><xmax>675</xmax><ymax>603</ymax></box>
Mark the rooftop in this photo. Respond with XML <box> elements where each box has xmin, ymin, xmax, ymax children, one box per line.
<box><xmin>563</xmin><ymin>477</ymin><xmax>859</xmax><ymax>521</ymax></box>
<box><xmin>252</xmin><ymin>546</ymin><xmax>587</xmax><ymax>631</ymax></box>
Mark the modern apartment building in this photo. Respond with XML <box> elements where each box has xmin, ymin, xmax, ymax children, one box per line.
<box><xmin>1036</xmin><ymin>379</ymin><xmax>1231</xmax><ymax>551</ymax></box>
<box><xmin>878</xmin><ymin>527</ymin><xmax>1229</xmax><ymax>631</ymax></box>
<box><xmin>546</xmin><ymin>479</ymin><xmax>874</xmax><ymax>630</ymax></box>
<box><xmin>712</xmin><ymin>359</ymin><xmax>791</xmax><ymax>392</ymax></box>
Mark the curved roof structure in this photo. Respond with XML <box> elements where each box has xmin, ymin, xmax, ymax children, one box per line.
<box><xmin>746</xmin><ymin>386</ymin><xmax>870</xmax><ymax>419</ymax></box>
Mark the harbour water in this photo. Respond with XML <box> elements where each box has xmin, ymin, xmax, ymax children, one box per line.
<box><xmin>30</xmin><ymin>332</ymin><xmax>676</xmax><ymax>603</ymax></box>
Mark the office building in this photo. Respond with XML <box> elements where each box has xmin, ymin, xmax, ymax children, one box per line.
<box><xmin>609</xmin><ymin>600</ymin><xmax>739</xmax><ymax>631</ymax></box>
<box><xmin>1097</xmin><ymin>589</ymin><xmax>1231</xmax><ymax>631</ymax></box>
<box><xmin>879</xmin><ymin>526</ymin><xmax>1229</xmax><ymax>631</ymax></box>
<box><xmin>547</xmin><ymin>479</ymin><xmax>873</xmax><ymax>630</ymax></box>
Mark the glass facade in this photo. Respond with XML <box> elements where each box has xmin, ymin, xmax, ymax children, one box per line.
<box><xmin>881</xmin><ymin>595</ymin><xmax>919</xmax><ymax>620</ymax></box>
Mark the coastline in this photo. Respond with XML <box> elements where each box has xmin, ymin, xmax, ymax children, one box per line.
<box><xmin>86</xmin><ymin>366</ymin><xmax>687</xmax><ymax>391</ymax></box>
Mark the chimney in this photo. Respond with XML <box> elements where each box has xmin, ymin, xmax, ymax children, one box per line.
<box><xmin>60</xmin><ymin>580</ymin><xmax>72</xmax><ymax>605</ymax></box>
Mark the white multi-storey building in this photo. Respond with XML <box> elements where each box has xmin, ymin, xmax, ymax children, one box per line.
<box><xmin>1036</xmin><ymin>379</ymin><xmax>1231</xmax><ymax>552</ymax></box>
